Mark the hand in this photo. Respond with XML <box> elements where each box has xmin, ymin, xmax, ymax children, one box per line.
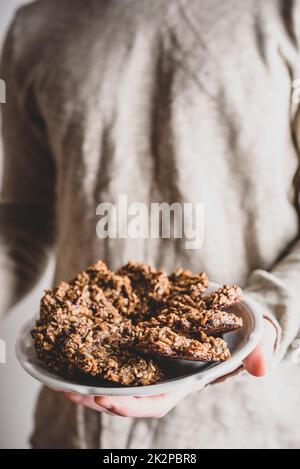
<box><xmin>243</xmin><ymin>316</ymin><xmax>277</xmax><ymax>377</ymax></box>
<box><xmin>64</xmin><ymin>387</ymin><xmax>195</xmax><ymax>418</ymax></box>
<box><xmin>63</xmin><ymin>317</ymin><xmax>278</xmax><ymax>418</ymax></box>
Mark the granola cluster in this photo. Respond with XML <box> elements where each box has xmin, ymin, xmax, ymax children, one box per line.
<box><xmin>32</xmin><ymin>261</ymin><xmax>243</xmax><ymax>386</ymax></box>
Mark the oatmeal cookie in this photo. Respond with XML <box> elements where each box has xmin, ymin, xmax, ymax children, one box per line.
<box><xmin>32</xmin><ymin>260</ymin><xmax>243</xmax><ymax>386</ymax></box>
<box><xmin>154</xmin><ymin>292</ymin><xmax>242</xmax><ymax>335</ymax></box>
<box><xmin>32</xmin><ymin>278</ymin><xmax>162</xmax><ymax>385</ymax></box>
<box><xmin>168</xmin><ymin>268</ymin><xmax>209</xmax><ymax>307</ymax></box>
<box><xmin>205</xmin><ymin>285</ymin><xmax>242</xmax><ymax>309</ymax></box>
<box><xmin>117</xmin><ymin>261</ymin><xmax>170</xmax><ymax>319</ymax></box>
<box><xmin>169</xmin><ymin>268</ymin><xmax>208</xmax><ymax>292</ymax></box>
<box><xmin>63</xmin><ymin>337</ymin><xmax>162</xmax><ymax>386</ymax></box>
<box><xmin>135</xmin><ymin>325</ymin><xmax>231</xmax><ymax>361</ymax></box>
<box><xmin>77</xmin><ymin>260</ymin><xmax>139</xmax><ymax>317</ymax></box>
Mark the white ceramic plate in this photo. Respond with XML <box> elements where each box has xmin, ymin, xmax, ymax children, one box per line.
<box><xmin>15</xmin><ymin>285</ymin><xmax>264</xmax><ymax>396</ymax></box>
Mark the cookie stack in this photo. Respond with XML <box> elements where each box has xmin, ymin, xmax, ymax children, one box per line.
<box><xmin>32</xmin><ymin>261</ymin><xmax>243</xmax><ymax>386</ymax></box>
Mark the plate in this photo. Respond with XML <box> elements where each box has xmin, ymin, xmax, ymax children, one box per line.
<box><xmin>15</xmin><ymin>285</ymin><xmax>264</xmax><ymax>396</ymax></box>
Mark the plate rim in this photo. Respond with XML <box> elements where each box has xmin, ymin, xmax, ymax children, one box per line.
<box><xmin>15</xmin><ymin>293</ymin><xmax>264</xmax><ymax>396</ymax></box>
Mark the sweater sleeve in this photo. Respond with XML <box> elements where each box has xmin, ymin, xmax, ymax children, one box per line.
<box><xmin>244</xmin><ymin>240</ymin><xmax>300</xmax><ymax>362</ymax></box>
<box><xmin>244</xmin><ymin>109</ymin><xmax>300</xmax><ymax>363</ymax></box>
<box><xmin>0</xmin><ymin>13</ymin><xmax>56</xmax><ymax>318</ymax></box>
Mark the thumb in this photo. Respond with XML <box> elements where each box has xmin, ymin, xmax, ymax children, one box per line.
<box><xmin>243</xmin><ymin>343</ymin><xmax>266</xmax><ymax>377</ymax></box>
<box><xmin>243</xmin><ymin>318</ymin><xmax>277</xmax><ymax>377</ymax></box>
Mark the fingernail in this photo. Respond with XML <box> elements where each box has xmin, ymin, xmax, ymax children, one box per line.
<box><xmin>65</xmin><ymin>392</ymin><xmax>81</xmax><ymax>403</ymax></box>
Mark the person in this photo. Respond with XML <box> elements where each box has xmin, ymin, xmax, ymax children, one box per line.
<box><xmin>0</xmin><ymin>0</ymin><xmax>300</xmax><ymax>449</ymax></box>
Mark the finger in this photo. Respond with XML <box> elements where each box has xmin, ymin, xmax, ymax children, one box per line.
<box><xmin>243</xmin><ymin>343</ymin><xmax>266</xmax><ymax>377</ymax></box>
<box><xmin>64</xmin><ymin>392</ymin><xmax>82</xmax><ymax>403</ymax></box>
<box><xmin>243</xmin><ymin>318</ymin><xmax>277</xmax><ymax>377</ymax></box>
<box><xmin>95</xmin><ymin>395</ymin><xmax>157</xmax><ymax>418</ymax></box>
<box><xmin>64</xmin><ymin>392</ymin><xmax>115</xmax><ymax>414</ymax></box>
<box><xmin>95</xmin><ymin>390</ymin><xmax>187</xmax><ymax>418</ymax></box>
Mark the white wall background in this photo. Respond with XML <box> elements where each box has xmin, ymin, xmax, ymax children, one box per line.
<box><xmin>0</xmin><ymin>0</ymin><xmax>53</xmax><ymax>449</ymax></box>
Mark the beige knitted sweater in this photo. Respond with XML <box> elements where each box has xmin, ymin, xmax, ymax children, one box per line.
<box><xmin>1</xmin><ymin>0</ymin><xmax>300</xmax><ymax>448</ymax></box>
